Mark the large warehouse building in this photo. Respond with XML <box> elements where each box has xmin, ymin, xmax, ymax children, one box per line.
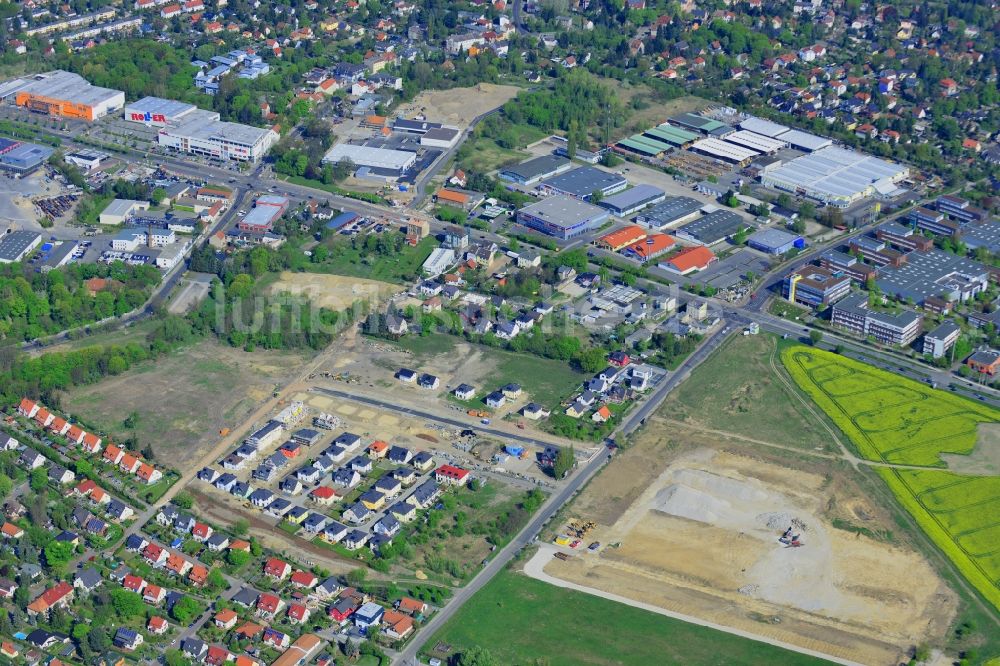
<box><xmin>760</xmin><ymin>146</ymin><xmax>909</xmax><ymax>207</ymax></box>
<box><xmin>2</xmin><ymin>70</ymin><xmax>124</xmax><ymax>121</ymax></box>
<box><xmin>538</xmin><ymin>166</ymin><xmax>628</xmax><ymax>200</ymax></box>
<box><xmin>123</xmin><ymin>96</ymin><xmax>200</xmax><ymax>127</ymax></box>
<box><xmin>158</xmin><ymin>111</ymin><xmax>278</xmax><ymax>162</ymax></box>
<box><xmin>517</xmin><ymin>195</ymin><xmax>609</xmax><ymax>240</ymax></box>
<box><xmin>322</xmin><ymin>143</ymin><xmax>416</xmax><ymax>178</ymax></box>
<box><xmin>499</xmin><ymin>155</ymin><xmax>571</xmax><ymax>185</ymax></box>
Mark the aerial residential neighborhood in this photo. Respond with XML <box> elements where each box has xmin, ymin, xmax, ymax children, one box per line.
<box><xmin>0</xmin><ymin>0</ymin><xmax>998</xmax><ymax>664</ymax></box>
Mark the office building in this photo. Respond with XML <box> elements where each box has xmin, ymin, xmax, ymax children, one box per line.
<box><xmin>782</xmin><ymin>265</ymin><xmax>851</xmax><ymax>307</ymax></box>
<box><xmin>516</xmin><ymin>195</ymin><xmax>609</xmax><ymax>239</ymax></box>
<box><xmin>831</xmin><ymin>292</ymin><xmax>923</xmax><ymax>345</ymax></box>
<box><xmin>922</xmin><ymin>320</ymin><xmax>960</xmax><ymax>359</ymax></box>
<box><xmin>158</xmin><ymin>111</ymin><xmax>278</xmax><ymax>162</ymax></box>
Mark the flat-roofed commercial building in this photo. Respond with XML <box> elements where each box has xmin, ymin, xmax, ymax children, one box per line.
<box><xmin>760</xmin><ymin>146</ymin><xmax>909</xmax><ymax>207</ymax></box>
<box><xmin>6</xmin><ymin>70</ymin><xmax>124</xmax><ymax>121</ymax></box>
<box><xmin>747</xmin><ymin>227</ymin><xmax>803</xmax><ymax>255</ymax></box>
<box><xmin>875</xmin><ymin>249</ymin><xmax>989</xmax><ymax>305</ymax></box>
<box><xmin>0</xmin><ymin>138</ymin><xmax>54</xmax><ymax>175</ymax></box>
<box><xmin>516</xmin><ymin>195</ymin><xmax>609</xmax><ymax>240</ymax></box>
<box><xmin>818</xmin><ymin>249</ymin><xmax>877</xmax><ymax>283</ymax></box>
<box><xmin>159</xmin><ymin>112</ymin><xmax>278</xmax><ymax>162</ymax></box>
<box><xmin>674</xmin><ymin>209</ymin><xmax>748</xmax><ymax>245</ymax></box>
<box><xmin>669</xmin><ymin>113</ymin><xmax>734</xmax><ymax>138</ymax></box>
<box><xmin>597</xmin><ymin>184</ymin><xmax>665</xmax><ymax>216</ymax></box>
<box><xmin>538</xmin><ymin>166</ymin><xmax>627</xmax><ymax>200</ymax></box>
<box><xmin>690</xmin><ymin>138</ymin><xmax>758</xmax><ymax>165</ymax></box>
<box><xmin>634</xmin><ymin>196</ymin><xmax>703</xmax><ymax>229</ymax></box>
<box><xmin>0</xmin><ymin>230</ymin><xmax>42</xmax><ymax>263</ymax></box>
<box><xmin>782</xmin><ymin>265</ymin><xmax>851</xmax><ymax>307</ymax></box>
<box><xmin>499</xmin><ymin>155</ymin><xmax>572</xmax><ymax>186</ymax></box>
<box><xmin>831</xmin><ymin>292</ymin><xmax>922</xmax><ymax>345</ymax></box>
<box><xmin>723</xmin><ymin>130</ymin><xmax>788</xmax><ymax>155</ymax></box>
<box><xmin>875</xmin><ymin>221</ymin><xmax>934</xmax><ymax>252</ymax></box>
<box><xmin>123</xmin><ymin>96</ymin><xmax>199</xmax><ymax>126</ymax></box>
<box><xmin>321</xmin><ymin>143</ymin><xmax>416</xmax><ymax>176</ymax></box>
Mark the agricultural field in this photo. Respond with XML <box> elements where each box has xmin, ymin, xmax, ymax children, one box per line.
<box><xmin>782</xmin><ymin>346</ymin><xmax>1000</xmax><ymax>611</ymax></box>
<box><xmin>425</xmin><ymin>570</ymin><xmax>831</xmax><ymax>666</ymax></box>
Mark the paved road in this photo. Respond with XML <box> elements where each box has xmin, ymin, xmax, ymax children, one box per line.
<box><xmin>310</xmin><ymin>386</ymin><xmax>582</xmax><ymax>453</ymax></box>
<box><xmin>22</xmin><ymin>186</ymin><xmax>248</xmax><ymax>352</ymax></box>
<box><xmin>394</xmin><ymin>324</ymin><xmax>734</xmax><ymax>665</ymax></box>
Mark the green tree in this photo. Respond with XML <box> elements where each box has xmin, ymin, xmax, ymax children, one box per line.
<box><xmin>110</xmin><ymin>589</ymin><xmax>145</xmax><ymax>618</ymax></box>
<box><xmin>553</xmin><ymin>445</ymin><xmax>575</xmax><ymax>479</ymax></box>
<box><xmin>164</xmin><ymin>649</ymin><xmax>192</xmax><ymax>666</ymax></box>
<box><xmin>0</xmin><ymin>473</ymin><xmax>12</xmax><ymax>500</ymax></box>
<box><xmin>232</xmin><ymin>519</ymin><xmax>249</xmax><ymax>536</ymax></box>
<box><xmin>30</xmin><ymin>466</ymin><xmax>47</xmax><ymax>492</ymax></box>
<box><xmin>589</xmin><ymin>189</ymin><xmax>603</xmax><ymax>204</ymax></box>
<box><xmin>346</xmin><ymin>567</ymin><xmax>368</xmax><ymax>587</ymax></box>
<box><xmin>173</xmin><ymin>491</ymin><xmax>194</xmax><ymax>510</ymax></box>
<box><xmin>226</xmin><ymin>549</ymin><xmax>251</xmax><ymax>567</ymax></box>
<box><xmin>44</xmin><ymin>540</ymin><xmax>75</xmax><ymax>571</ymax></box>
<box><xmin>458</xmin><ymin>646</ymin><xmax>500</xmax><ymax>666</ymax></box>
<box><xmin>576</xmin><ymin>348</ymin><xmax>607</xmax><ymax>373</ymax></box>
<box><xmin>809</xmin><ymin>329</ymin><xmax>823</xmax><ymax>346</ymax></box>
<box><xmin>170</xmin><ymin>596</ymin><xmax>201</xmax><ymax>624</ymax></box>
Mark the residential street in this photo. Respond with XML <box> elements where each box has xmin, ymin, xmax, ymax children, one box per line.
<box><xmin>395</xmin><ymin>323</ymin><xmax>735</xmax><ymax>665</ymax></box>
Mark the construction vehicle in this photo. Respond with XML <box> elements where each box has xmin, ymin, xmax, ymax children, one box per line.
<box><xmin>467</xmin><ymin>409</ymin><xmax>490</xmax><ymax>418</ymax></box>
<box><xmin>553</xmin><ymin>552</ymin><xmax>570</xmax><ymax>561</ymax></box>
<box><xmin>778</xmin><ymin>527</ymin><xmax>804</xmax><ymax>547</ymax></box>
<box><xmin>219</xmin><ymin>428</ymin><xmax>230</xmax><ymax>436</ymax></box>
<box><xmin>554</xmin><ymin>535</ymin><xmax>572</xmax><ymax>547</ymax></box>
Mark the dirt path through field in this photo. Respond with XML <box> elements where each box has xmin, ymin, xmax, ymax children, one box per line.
<box><xmin>523</xmin><ymin>544</ymin><xmax>865</xmax><ymax>666</ymax></box>
<box><xmin>547</xmin><ymin>444</ymin><xmax>957</xmax><ymax>666</ymax></box>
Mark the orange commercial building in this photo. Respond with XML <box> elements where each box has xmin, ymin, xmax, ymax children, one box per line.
<box><xmin>623</xmin><ymin>233</ymin><xmax>675</xmax><ymax>263</ymax></box>
<box><xmin>595</xmin><ymin>225</ymin><xmax>647</xmax><ymax>251</ymax></box>
<box><xmin>661</xmin><ymin>245</ymin><xmax>717</xmax><ymax>275</ymax></box>
<box><xmin>10</xmin><ymin>70</ymin><xmax>125</xmax><ymax>121</ymax></box>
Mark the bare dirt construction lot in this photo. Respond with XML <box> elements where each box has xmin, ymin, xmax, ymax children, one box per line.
<box><xmin>395</xmin><ymin>83</ymin><xmax>522</xmax><ymax>127</ymax></box>
<box><xmin>543</xmin><ymin>435</ymin><xmax>958</xmax><ymax>666</ymax></box>
<box><xmin>61</xmin><ymin>340</ymin><xmax>312</xmax><ymax>470</ymax></box>
<box><xmin>266</xmin><ymin>272</ymin><xmax>399</xmax><ymax>311</ymax></box>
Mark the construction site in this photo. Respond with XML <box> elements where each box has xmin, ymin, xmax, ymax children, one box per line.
<box><xmin>534</xmin><ymin>438</ymin><xmax>958</xmax><ymax>666</ymax></box>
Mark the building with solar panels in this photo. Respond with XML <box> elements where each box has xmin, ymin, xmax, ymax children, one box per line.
<box><xmin>0</xmin><ymin>137</ymin><xmax>54</xmax><ymax>175</ymax></box>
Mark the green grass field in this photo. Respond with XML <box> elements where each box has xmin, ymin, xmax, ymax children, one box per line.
<box><xmin>392</xmin><ymin>334</ymin><xmax>586</xmax><ymax>409</ymax></box>
<box><xmin>426</xmin><ymin>570</ymin><xmax>830</xmax><ymax>666</ymax></box>
<box><xmin>660</xmin><ymin>335</ymin><xmax>839</xmax><ymax>452</ymax></box>
<box><xmin>781</xmin><ymin>346</ymin><xmax>1000</xmax><ymax>611</ymax></box>
<box><xmin>314</xmin><ymin>236</ymin><xmax>436</xmax><ymax>284</ymax></box>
